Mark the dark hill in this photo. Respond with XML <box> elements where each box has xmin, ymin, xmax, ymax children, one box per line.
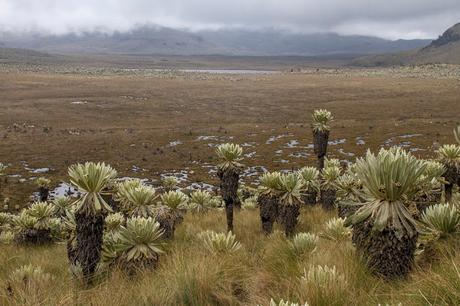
<box><xmin>352</xmin><ymin>23</ymin><xmax>460</xmax><ymax>66</ymax></box>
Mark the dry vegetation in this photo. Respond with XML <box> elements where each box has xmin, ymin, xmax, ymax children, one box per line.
<box><xmin>1</xmin><ymin>207</ymin><xmax>460</xmax><ymax>306</ymax></box>
<box><xmin>0</xmin><ymin>207</ymin><xmax>460</xmax><ymax>305</ymax></box>
<box><xmin>0</xmin><ymin>63</ymin><xmax>459</xmax><ymax>206</ymax></box>
<box><xmin>1</xmin><ymin>59</ymin><xmax>460</xmax><ymax>305</ymax></box>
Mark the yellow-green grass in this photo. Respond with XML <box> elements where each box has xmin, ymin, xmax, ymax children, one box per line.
<box><xmin>1</xmin><ymin>206</ymin><xmax>460</xmax><ymax>305</ymax></box>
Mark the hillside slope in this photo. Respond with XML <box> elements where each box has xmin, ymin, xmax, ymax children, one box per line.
<box><xmin>352</xmin><ymin>23</ymin><xmax>460</xmax><ymax>66</ymax></box>
<box><xmin>0</xmin><ymin>26</ymin><xmax>430</xmax><ymax>56</ymax></box>
<box><xmin>0</xmin><ymin>47</ymin><xmax>59</xmax><ymax>64</ymax></box>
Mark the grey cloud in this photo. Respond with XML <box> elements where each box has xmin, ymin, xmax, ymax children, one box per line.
<box><xmin>1</xmin><ymin>0</ymin><xmax>460</xmax><ymax>39</ymax></box>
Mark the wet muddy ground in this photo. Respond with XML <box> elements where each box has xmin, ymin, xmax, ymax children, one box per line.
<box><xmin>0</xmin><ymin>65</ymin><xmax>459</xmax><ymax>206</ymax></box>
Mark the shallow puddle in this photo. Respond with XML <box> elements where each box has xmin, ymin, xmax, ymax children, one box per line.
<box><xmin>285</xmin><ymin>140</ymin><xmax>300</xmax><ymax>148</ymax></box>
<box><xmin>328</xmin><ymin>139</ymin><xmax>346</xmax><ymax>145</ymax></box>
<box><xmin>168</xmin><ymin>140</ymin><xmax>182</xmax><ymax>147</ymax></box>
<box><xmin>160</xmin><ymin>170</ymin><xmax>190</xmax><ymax>183</ymax></box>
<box><xmin>289</xmin><ymin>152</ymin><xmax>310</xmax><ymax>158</ymax></box>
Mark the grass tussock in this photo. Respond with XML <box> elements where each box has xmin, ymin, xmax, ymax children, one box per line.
<box><xmin>1</xmin><ymin>207</ymin><xmax>460</xmax><ymax>305</ymax></box>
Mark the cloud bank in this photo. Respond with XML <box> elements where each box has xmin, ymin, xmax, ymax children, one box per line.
<box><xmin>1</xmin><ymin>0</ymin><xmax>460</xmax><ymax>39</ymax></box>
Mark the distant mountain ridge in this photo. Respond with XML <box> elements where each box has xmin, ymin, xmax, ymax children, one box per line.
<box><xmin>352</xmin><ymin>23</ymin><xmax>460</xmax><ymax>66</ymax></box>
<box><xmin>0</xmin><ymin>26</ymin><xmax>430</xmax><ymax>56</ymax></box>
<box><xmin>427</xmin><ymin>23</ymin><xmax>460</xmax><ymax>48</ymax></box>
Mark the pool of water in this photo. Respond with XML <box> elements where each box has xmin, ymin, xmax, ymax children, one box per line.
<box><xmin>155</xmin><ymin>69</ymin><xmax>278</xmax><ymax>75</ymax></box>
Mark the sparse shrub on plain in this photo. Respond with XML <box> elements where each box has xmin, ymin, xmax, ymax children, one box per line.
<box><xmin>414</xmin><ymin>160</ymin><xmax>445</xmax><ymax>213</ymax></box>
<box><xmin>105</xmin><ymin>212</ymin><xmax>125</xmax><ymax>233</ymax></box>
<box><xmin>68</xmin><ymin>162</ymin><xmax>117</xmax><ymax>283</ymax></box>
<box><xmin>320</xmin><ymin>165</ymin><xmax>340</xmax><ymax>210</ymax></box>
<box><xmin>422</xmin><ymin>203</ymin><xmax>460</xmax><ymax>237</ymax></box>
<box><xmin>437</xmin><ymin>144</ymin><xmax>460</xmax><ymax>201</ymax></box>
<box><xmin>106</xmin><ymin>216</ymin><xmax>164</xmax><ymax>273</ymax></box>
<box><xmin>298</xmin><ymin>167</ymin><xmax>320</xmax><ymax>205</ymax></box>
<box><xmin>25</xmin><ymin>201</ymin><xmax>55</xmax><ymax>230</ymax></box>
<box><xmin>300</xmin><ymin>265</ymin><xmax>347</xmax><ymax>306</ymax></box>
<box><xmin>216</xmin><ymin>143</ymin><xmax>244</xmax><ymax>231</ymax></box>
<box><xmin>51</xmin><ymin>197</ymin><xmax>73</xmax><ymax>218</ymax></box>
<box><xmin>324</xmin><ymin>158</ymin><xmax>341</xmax><ymax>169</ymax></box>
<box><xmin>162</xmin><ymin>176</ymin><xmax>179</xmax><ymax>191</ymax></box>
<box><xmin>454</xmin><ymin>124</ymin><xmax>460</xmax><ymax>144</ymax></box>
<box><xmin>312</xmin><ymin>109</ymin><xmax>333</xmax><ymax>170</ymax></box>
<box><xmin>322</xmin><ymin>217</ymin><xmax>352</xmax><ymax>241</ymax></box>
<box><xmin>12</xmin><ymin>207</ymin><xmax>55</xmax><ymax>244</ymax></box>
<box><xmin>117</xmin><ymin>180</ymin><xmax>158</xmax><ymax>218</ymax></box>
<box><xmin>160</xmin><ymin>190</ymin><xmax>188</xmax><ymax>210</ymax></box>
<box><xmin>0</xmin><ymin>163</ymin><xmax>7</xmax><ymax>174</ymax></box>
<box><xmin>278</xmin><ymin>173</ymin><xmax>304</xmax><ymax>236</ymax></box>
<box><xmin>35</xmin><ymin>177</ymin><xmax>51</xmax><ymax>202</ymax></box>
<box><xmin>346</xmin><ymin>147</ymin><xmax>425</xmax><ymax>279</ymax></box>
<box><xmin>258</xmin><ymin>172</ymin><xmax>282</xmax><ymax>234</ymax></box>
<box><xmin>188</xmin><ymin>190</ymin><xmax>213</xmax><ymax>213</ymax></box>
<box><xmin>0</xmin><ymin>212</ymin><xmax>12</xmax><ymax>231</ymax></box>
<box><xmin>5</xmin><ymin>265</ymin><xmax>54</xmax><ymax>305</ymax></box>
<box><xmin>288</xmin><ymin>232</ymin><xmax>318</xmax><ymax>255</ymax></box>
<box><xmin>242</xmin><ymin>195</ymin><xmax>258</xmax><ymax>209</ymax></box>
<box><xmin>268</xmin><ymin>298</ymin><xmax>309</xmax><ymax>306</ymax></box>
<box><xmin>199</xmin><ymin>230</ymin><xmax>242</xmax><ymax>254</ymax></box>
<box><xmin>0</xmin><ymin>230</ymin><xmax>14</xmax><ymax>244</ymax></box>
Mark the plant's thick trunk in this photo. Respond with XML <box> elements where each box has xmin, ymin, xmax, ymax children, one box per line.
<box><xmin>278</xmin><ymin>204</ymin><xmax>300</xmax><ymax>237</ymax></box>
<box><xmin>352</xmin><ymin>220</ymin><xmax>417</xmax><ymax>279</ymax></box>
<box><xmin>457</xmin><ymin>168</ymin><xmax>460</xmax><ymax>186</ymax></box>
<box><xmin>258</xmin><ymin>194</ymin><xmax>279</xmax><ymax>235</ymax></box>
<box><xmin>218</xmin><ymin>168</ymin><xmax>240</xmax><ymax>232</ymax></box>
<box><xmin>239</xmin><ymin>188</ymin><xmax>253</xmax><ymax>202</ymax></box>
<box><xmin>0</xmin><ymin>177</ymin><xmax>5</xmax><ymax>200</ymax></box>
<box><xmin>313</xmin><ymin>130</ymin><xmax>330</xmax><ymax>171</ymax></box>
<box><xmin>15</xmin><ymin>228</ymin><xmax>52</xmax><ymax>245</ymax></box>
<box><xmin>317</xmin><ymin>156</ymin><xmax>325</xmax><ymax>172</ymax></box>
<box><xmin>337</xmin><ymin>201</ymin><xmax>359</xmax><ymax>218</ymax></box>
<box><xmin>153</xmin><ymin>205</ymin><xmax>177</xmax><ymax>239</ymax></box>
<box><xmin>302</xmin><ymin>190</ymin><xmax>317</xmax><ymax>206</ymax></box>
<box><xmin>415</xmin><ymin>191</ymin><xmax>442</xmax><ymax>216</ymax></box>
<box><xmin>443</xmin><ymin>165</ymin><xmax>458</xmax><ymax>202</ymax></box>
<box><xmin>38</xmin><ymin>187</ymin><xmax>49</xmax><ymax>202</ymax></box>
<box><xmin>225</xmin><ymin>202</ymin><xmax>234</xmax><ymax>232</ymax></box>
<box><xmin>445</xmin><ymin>184</ymin><xmax>454</xmax><ymax>202</ymax></box>
<box><xmin>102</xmin><ymin>191</ymin><xmax>119</xmax><ymax>212</ymax></box>
<box><xmin>320</xmin><ymin>188</ymin><xmax>336</xmax><ymax>210</ymax></box>
<box><xmin>75</xmin><ymin>212</ymin><xmax>104</xmax><ymax>284</ymax></box>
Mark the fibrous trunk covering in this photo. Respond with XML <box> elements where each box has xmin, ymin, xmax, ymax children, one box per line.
<box><xmin>457</xmin><ymin>168</ymin><xmax>460</xmax><ymax>186</ymax></box>
<box><xmin>443</xmin><ymin>165</ymin><xmax>458</xmax><ymax>202</ymax></box>
<box><xmin>15</xmin><ymin>228</ymin><xmax>52</xmax><ymax>245</ymax></box>
<box><xmin>352</xmin><ymin>220</ymin><xmax>417</xmax><ymax>279</ymax></box>
<box><xmin>320</xmin><ymin>188</ymin><xmax>336</xmax><ymax>210</ymax></box>
<box><xmin>313</xmin><ymin>130</ymin><xmax>330</xmax><ymax>170</ymax></box>
<box><xmin>258</xmin><ymin>194</ymin><xmax>279</xmax><ymax>235</ymax></box>
<box><xmin>39</xmin><ymin>187</ymin><xmax>49</xmax><ymax>202</ymax></box>
<box><xmin>153</xmin><ymin>205</ymin><xmax>177</xmax><ymax>239</ymax></box>
<box><xmin>75</xmin><ymin>212</ymin><xmax>104</xmax><ymax>283</ymax></box>
<box><xmin>278</xmin><ymin>204</ymin><xmax>300</xmax><ymax>237</ymax></box>
<box><xmin>415</xmin><ymin>191</ymin><xmax>442</xmax><ymax>216</ymax></box>
<box><xmin>218</xmin><ymin>167</ymin><xmax>240</xmax><ymax>232</ymax></box>
<box><xmin>337</xmin><ymin>201</ymin><xmax>359</xmax><ymax>219</ymax></box>
<box><xmin>302</xmin><ymin>190</ymin><xmax>317</xmax><ymax>205</ymax></box>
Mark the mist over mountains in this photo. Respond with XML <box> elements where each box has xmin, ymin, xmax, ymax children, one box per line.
<box><xmin>0</xmin><ymin>26</ymin><xmax>430</xmax><ymax>56</ymax></box>
<box><xmin>352</xmin><ymin>23</ymin><xmax>460</xmax><ymax>66</ymax></box>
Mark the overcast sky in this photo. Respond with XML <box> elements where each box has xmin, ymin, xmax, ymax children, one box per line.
<box><xmin>1</xmin><ymin>0</ymin><xmax>460</xmax><ymax>40</ymax></box>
